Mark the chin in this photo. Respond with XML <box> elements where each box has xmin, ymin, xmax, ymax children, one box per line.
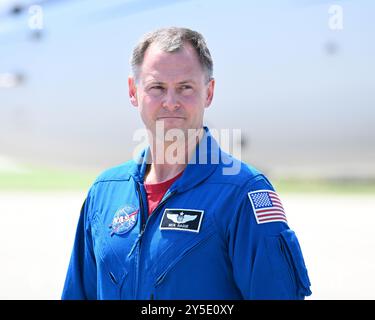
<box><xmin>160</xmin><ymin>119</ymin><xmax>186</xmax><ymax>129</ymax></box>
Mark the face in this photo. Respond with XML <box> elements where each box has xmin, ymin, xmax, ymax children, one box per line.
<box><xmin>128</xmin><ymin>42</ymin><xmax>215</xmax><ymax>139</ymax></box>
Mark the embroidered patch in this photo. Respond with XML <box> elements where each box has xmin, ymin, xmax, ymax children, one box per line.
<box><xmin>160</xmin><ymin>208</ymin><xmax>204</xmax><ymax>233</ymax></box>
<box><xmin>248</xmin><ymin>190</ymin><xmax>288</xmax><ymax>224</ymax></box>
<box><xmin>109</xmin><ymin>205</ymin><xmax>139</xmax><ymax>236</ymax></box>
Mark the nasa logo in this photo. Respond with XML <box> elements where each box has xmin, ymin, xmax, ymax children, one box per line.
<box><xmin>109</xmin><ymin>205</ymin><xmax>139</xmax><ymax>236</ymax></box>
<box><xmin>160</xmin><ymin>208</ymin><xmax>204</xmax><ymax>233</ymax></box>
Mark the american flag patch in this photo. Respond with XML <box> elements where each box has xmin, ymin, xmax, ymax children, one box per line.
<box><xmin>248</xmin><ymin>190</ymin><xmax>287</xmax><ymax>224</ymax></box>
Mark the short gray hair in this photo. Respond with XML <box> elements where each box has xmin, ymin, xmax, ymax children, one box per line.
<box><xmin>131</xmin><ymin>27</ymin><xmax>213</xmax><ymax>81</ymax></box>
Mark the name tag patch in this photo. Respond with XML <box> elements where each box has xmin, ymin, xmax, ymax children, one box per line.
<box><xmin>160</xmin><ymin>208</ymin><xmax>204</xmax><ymax>233</ymax></box>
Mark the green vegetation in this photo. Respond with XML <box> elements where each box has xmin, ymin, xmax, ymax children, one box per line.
<box><xmin>1</xmin><ymin>167</ymin><xmax>375</xmax><ymax>194</ymax></box>
<box><xmin>0</xmin><ymin>166</ymin><xmax>97</xmax><ymax>191</ymax></box>
<box><xmin>273</xmin><ymin>178</ymin><xmax>375</xmax><ymax>194</ymax></box>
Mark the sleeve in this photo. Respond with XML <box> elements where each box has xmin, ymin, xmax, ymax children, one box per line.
<box><xmin>61</xmin><ymin>189</ymin><xmax>97</xmax><ymax>300</ymax></box>
<box><xmin>226</xmin><ymin>175</ymin><xmax>312</xmax><ymax>300</ymax></box>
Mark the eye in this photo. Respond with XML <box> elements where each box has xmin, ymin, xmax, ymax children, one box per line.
<box><xmin>148</xmin><ymin>85</ymin><xmax>165</xmax><ymax>96</ymax></box>
<box><xmin>150</xmin><ymin>85</ymin><xmax>164</xmax><ymax>91</ymax></box>
<box><xmin>178</xmin><ymin>85</ymin><xmax>193</xmax><ymax>95</ymax></box>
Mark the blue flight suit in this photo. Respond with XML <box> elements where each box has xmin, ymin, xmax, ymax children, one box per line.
<box><xmin>62</xmin><ymin>127</ymin><xmax>312</xmax><ymax>299</ymax></box>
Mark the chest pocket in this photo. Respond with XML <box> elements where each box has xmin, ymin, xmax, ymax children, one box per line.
<box><xmin>151</xmin><ymin>213</ymin><xmax>216</xmax><ymax>287</ymax></box>
<box><xmin>91</xmin><ymin>213</ymin><xmax>128</xmax><ymax>299</ymax></box>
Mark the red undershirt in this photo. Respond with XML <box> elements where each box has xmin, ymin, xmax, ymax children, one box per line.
<box><xmin>144</xmin><ymin>171</ymin><xmax>184</xmax><ymax>216</ymax></box>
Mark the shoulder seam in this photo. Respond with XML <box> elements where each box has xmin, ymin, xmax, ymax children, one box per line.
<box><xmin>93</xmin><ymin>177</ymin><xmax>130</xmax><ymax>185</ymax></box>
<box><xmin>210</xmin><ymin>173</ymin><xmax>270</xmax><ymax>245</ymax></box>
<box><xmin>205</xmin><ymin>173</ymin><xmax>269</xmax><ymax>189</ymax></box>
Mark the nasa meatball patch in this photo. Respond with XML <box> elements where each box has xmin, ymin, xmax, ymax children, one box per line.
<box><xmin>160</xmin><ymin>208</ymin><xmax>204</xmax><ymax>233</ymax></box>
<box><xmin>109</xmin><ymin>205</ymin><xmax>139</xmax><ymax>236</ymax></box>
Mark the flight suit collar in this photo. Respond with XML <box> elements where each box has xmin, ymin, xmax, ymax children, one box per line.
<box><xmin>130</xmin><ymin>126</ymin><xmax>220</xmax><ymax>193</ymax></box>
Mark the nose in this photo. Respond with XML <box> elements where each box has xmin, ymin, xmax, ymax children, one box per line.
<box><xmin>162</xmin><ymin>89</ymin><xmax>180</xmax><ymax>111</ymax></box>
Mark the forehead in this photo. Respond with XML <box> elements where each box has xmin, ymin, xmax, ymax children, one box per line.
<box><xmin>139</xmin><ymin>42</ymin><xmax>205</xmax><ymax>82</ymax></box>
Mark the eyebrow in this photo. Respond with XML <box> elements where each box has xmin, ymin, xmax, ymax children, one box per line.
<box><xmin>144</xmin><ymin>82</ymin><xmax>164</xmax><ymax>87</ymax></box>
<box><xmin>177</xmin><ymin>80</ymin><xmax>196</xmax><ymax>85</ymax></box>
<box><xmin>144</xmin><ymin>79</ymin><xmax>196</xmax><ymax>86</ymax></box>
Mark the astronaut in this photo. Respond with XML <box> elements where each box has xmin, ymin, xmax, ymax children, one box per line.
<box><xmin>62</xmin><ymin>27</ymin><xmax>312</xmax><ymax>300</ymax></box>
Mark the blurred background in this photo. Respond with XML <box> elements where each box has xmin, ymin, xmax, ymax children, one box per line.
<box><xmin>0</xmin><ymin>0</ymin><xmax>374</xmax><ymax>299</ymax></box>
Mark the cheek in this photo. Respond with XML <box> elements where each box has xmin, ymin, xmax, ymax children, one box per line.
<box><xmin>139</xmin><ymin>95</ymin><xmax>161</xmax><ymax>111</ymax></box>
<box><xmin>140</xmin><ymin>93</ymin><xmax>154</xmax><ymax>104</ymax></box>
<box><xmin>182</xmin><ymin>94</ymin><xmax>207</xmax><ymax>113</ymax></box>
<box><xmin>180</xmin><ymin>93</ymin><xmax>204</xmax><ymax>105</ymax></box>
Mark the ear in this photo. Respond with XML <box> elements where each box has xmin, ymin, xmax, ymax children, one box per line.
<box><xmin>128</xmin><ymin>76</ymin><xmax>138</xmax><ymax>107</ymax></box>
<box><xmin>205</xmin><ymin>78</ymin><xmax>215</xmax><ymax>108</ymax></box>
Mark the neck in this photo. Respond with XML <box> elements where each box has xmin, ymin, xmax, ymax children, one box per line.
<box><xmin>145</xmin><ymin>127</ymin><xmax>204</xmax><ymax>183</ymax></box>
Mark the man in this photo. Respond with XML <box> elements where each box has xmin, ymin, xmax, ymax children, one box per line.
<box><xmin>62</xmin><ymin>27</ymin><xmax>312</xmax><ymax>299</ymax></box>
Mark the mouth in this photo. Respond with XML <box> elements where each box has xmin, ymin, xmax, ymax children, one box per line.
<box><xmin>157</xmin><ymin>117</ymin><xmax>185</xmax><ymax>120</ymax></box>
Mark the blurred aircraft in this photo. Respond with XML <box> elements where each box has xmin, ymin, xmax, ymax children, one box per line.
<box><xmin>0</xmin><ymin>0</ymin><xmax>374</xmax><ymax>179</ymax></box>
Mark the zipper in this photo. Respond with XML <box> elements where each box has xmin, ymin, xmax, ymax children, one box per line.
<box><xmin>134</xmin><ymin>182</ymin><xmax>145</xmax><ymax>299</ymax></box>
<box><xmin>127</xmin><ymin>184</ymin><xmax>146</xmax><ymax>258</ymax></box>
<box><xmin>134</xmin><ymin>181</ymin><xmax>176</xmax><ymax>299</ymax></box>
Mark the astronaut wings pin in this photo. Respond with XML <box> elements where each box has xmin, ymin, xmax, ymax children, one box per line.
<box><xmin>160</xmin><ymin>208</ymin><xmax>204</xmax><ymax>233</ymax></box>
